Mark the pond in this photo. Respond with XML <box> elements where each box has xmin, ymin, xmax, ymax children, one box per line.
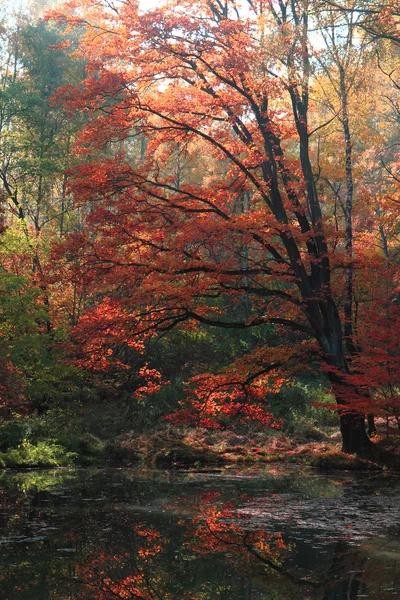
<box><xmin>1</xmin><ymin>465</ymin><xmax>400</xmax><ymax>599</ymax></box>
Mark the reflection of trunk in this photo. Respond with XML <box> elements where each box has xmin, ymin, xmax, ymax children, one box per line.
<box><xmin>322</xmin><ymin>540</ymin><xmax>368</xmax><ymax>600</ymax></box>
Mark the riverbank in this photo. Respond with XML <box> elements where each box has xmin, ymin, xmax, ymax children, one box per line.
<box><xmin>105</xmin><ymin>427</ymin><xmax>400</xmax><ymax>471</ymax></box>
<box><xmin>1</xmin><ymin>423</ymin><xmax>399</xmax><ymax>471</ymax></box>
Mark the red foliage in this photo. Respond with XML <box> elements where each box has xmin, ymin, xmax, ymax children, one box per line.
<box><xmin>165</xmin><ymin>369</ymin><xmax>283</xmax><ymax>430</ymax></box>
<box><xmin>75</xmin><ymin>523</ymin><xmax>164</xmax><ymax>599</ymax></box>
<box><xmin>0</xmin><ymin>358</ymin><xmax>25</xmax><ymax>415</ymax></box>
<box><xmin>181</xmin><ymin>491</ymin><xmax>292</xmax><ymax>570</ymax></box>
<box><xmin>46</xmin><ymin>0</ymin><xmax>400</xmax><ymax>451</ymax></box>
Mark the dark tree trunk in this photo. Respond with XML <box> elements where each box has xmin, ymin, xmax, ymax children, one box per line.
<box><xmin>328</xmin><ymin>352</ymin><xmax>374</xmax><ymax>456</ymax></box>
<box><xmin>340</xmin><ymin>412</ymin><xmax>373</xmax><ymax>455</ymax></box>
<box><xmin>367</xmin><ymin>414</ymin><xmax>377</xmax><ymax>437</ymax></box>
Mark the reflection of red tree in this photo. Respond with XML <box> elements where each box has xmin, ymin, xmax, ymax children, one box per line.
<box><xmin>183</xmin><ymin>491</ymin><xmax>291</xmax><ymax>572</ymax></box>
<box><xmin>70</xmin><ymin>492</ymin><xmax>322</xmax><ymax>600</ymax></box>
<box><xmin>74</xmin><ymin>523</ymin><xmax>166</xmax><ymax>600</ymax></box>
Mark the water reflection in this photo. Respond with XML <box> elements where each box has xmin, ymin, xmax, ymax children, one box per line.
<box><xmin>0</xmin><ymin>468</ymin><xmax>400</xmax><ymax>599</ymax></box>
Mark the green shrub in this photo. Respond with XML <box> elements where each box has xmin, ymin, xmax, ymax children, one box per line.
<box><xmin>104</xmin><ymin>435</ymin><xmax>142</xmax><ymax>464</ymax></box>
<box><xmin>0</xmin><ymin>412</ymin><xmax>72</xmax><ymax>451</ymax></box>
<box><xmin>77</xmin><ymin>433</ymin><xmax>105</xmax><ymax>456</ymax></box>
<box><xmin>0</xmin><ymin>439</ymin><xmax>77</xmax><ymax>468</ymax></box>
<box><xmin>268</xmin><ymin>382</ymin><xmax>338</xmax><ymax>432</ymax></box>
<box><xmin>304</xmin><ymin>385</ymin><xmax>339</xmax><ymax>427</ymax></box>
<box><xmin>0</xmin><ymin>420</ymin><xmax>31</xmax><ymax>451</ymax></box>
<box><xmin>291</xmin><ymin>418</ymin><xmax>327</xmax><ymax>442</ymax></box>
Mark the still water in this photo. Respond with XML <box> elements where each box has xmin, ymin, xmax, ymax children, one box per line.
<box><xmin>0</xmin><ymin>466</ymin><xmax>400</xmax><ymax>599</ymax></box>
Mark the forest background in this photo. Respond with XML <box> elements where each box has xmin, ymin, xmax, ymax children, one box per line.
<box><xmin>0</xmin><ymin>0</ymin><xmax>399</xmax><ymax>469</ymax></box>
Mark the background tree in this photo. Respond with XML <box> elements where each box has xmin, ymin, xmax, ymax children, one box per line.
<box><xmin>0</xmin><ymin>9</ymin><xmax>89</xmax><ymax>413</ymax></box>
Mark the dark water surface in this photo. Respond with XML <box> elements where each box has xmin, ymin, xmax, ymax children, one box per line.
<box><xmin>1</xmin><ymin>465</ymin><xmax>400</xmax><ymax>599</ymax></box>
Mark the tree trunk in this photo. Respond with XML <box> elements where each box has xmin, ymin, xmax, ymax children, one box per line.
<box><xmin>367</xmin><ymin>414</ymin><xmax>376</xmax><ymax>437</ymax></box>
<box><xmin>339</xmin><ymin>64</ymin><xmax>355</xmax><ymax>355</ymax></box>
<box><xmin>340</xmin><ymin>412</ymin><xmax>373</xmax><ymax>455</ymax></box>
<box><xmin>319</xmin><ymin>314</ymin><xmax>374</xmax><ymax>455</ymax></box>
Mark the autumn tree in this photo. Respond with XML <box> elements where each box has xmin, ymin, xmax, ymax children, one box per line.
<box><xmin>48</xmin><ymin>0</ymin><xmax>400</xmax><ymax>453</ymax></box>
